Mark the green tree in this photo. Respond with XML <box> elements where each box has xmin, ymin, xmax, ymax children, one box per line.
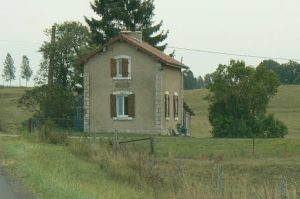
<box><xmin>39</xmin><ymin>21</ymin><xmax>92</xmax><ymax>91</ymax></box>
<box><xmin>19</xmin><ymin>21</ymin><xmax>91</xmax><ymax>124</ymax></box>
<box><xmin>183</xmin><ymin>70</ymin><xmax>197</xmax><ymax>90</ymax></box>
<box><xmin>208</xmin><ymin>60</ymin><xmax>287</xmax><ymax>138</ymax></box>
<box><xmin>2</xmin><ymin>53</ymin><xmax>15</xmax><ymax>86</ymax></box>
<box><xmin>20</xmin><ymin>55</ymin><xmax>33</xmax><ymax>87</ymax></box>
<box><xmin>197</xmin><ymin>75</ymin><xmax>205</xmax><ymax>88</ymax></box>
<box><xmin>85</xmin><ymin>0</ymin><xmax>168</xmax><ymax>51</ymax></box>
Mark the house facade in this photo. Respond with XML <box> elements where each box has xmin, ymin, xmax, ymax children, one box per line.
<box><xmin>83</xmin><ymin>31</ymin><xmax>193</xmax><ymax>135</ymax></box>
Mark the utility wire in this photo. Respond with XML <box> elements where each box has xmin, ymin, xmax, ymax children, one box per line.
<box><xmin>168</xmin><ymin>46</ymin><xmax>300</xmax><ymax>62</ymax></box>
<box><xmin>0</xmin><ymin>39</ymin><xmax>41</xmax><ymax>46</ymax></box>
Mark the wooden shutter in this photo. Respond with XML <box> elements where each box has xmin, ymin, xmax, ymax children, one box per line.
<box><xmin>111</xmin><ymin>59</ymin><xmax>116</xmax><ymax>78</ymax></box>
<box><xmin>128</xmin><ymin>94</ymin><xmax>135</xmax><ymax>118</ymax></box>
<box><xmin>173</xmin><ymin>95</ymin><xmax>176</xmax><ymax>118</ymax></box>
<box><xmin>165</xmin><ymin>94</ymin><xmax>170</xmax><ymax>118</ymax></box>
<box><xmin>175</xmin><ymin>95</ymin><xmax>179</xmax><ymax>118</ymax></box>
<box><xmin>122</xmin><ymin>58</ymin><xmax>129</xmax><ymax>77</ymax></box>
<box><xmin>110</xmin><ymin>94</ymin><xmax>116</xmax><ymax>118</ymax></box>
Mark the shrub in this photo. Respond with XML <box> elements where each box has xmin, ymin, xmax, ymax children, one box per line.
<box><xmin>38</xmin><ymin>120</ymin><xmax>69</xmax><ymax>145</ymax></box>
<box><xmin>260</xmin><ymin>114</ymin><xmax>288</xmax><ymax>138</ymax></box>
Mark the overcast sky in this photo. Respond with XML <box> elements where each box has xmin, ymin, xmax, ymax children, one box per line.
<box><xmin>0</xmin><ymin>0</ymin><xmax>300</xmax><ymax>86</ymax></box>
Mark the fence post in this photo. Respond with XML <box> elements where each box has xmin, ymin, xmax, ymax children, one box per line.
<box><xmin>280</xmin><ymin>178</ymin><xmax>287</xmax><ymax>199</ymax></box>
<box><xmin>113</xmin><ymin>130</ymin><xmax>119</xmax><ymax>156</ymax></box>
<box><xmin>252</xmin><ymin>134</ymin><xmax>255</xmax><ymax>158</ymax></box>
<box><xmin>150</xmin><ymin>137</ymin><xmax>155</xmax><ymax>155</ymax></box>
<box><xmin>28</xmin><ymin>118</ymin><xmax>31</xmax><ymax>133</ymax></box>
<box><xmin>217</xmin><ymin>164</ymin><xmax>223</xmax><ymax>199</ymax></box>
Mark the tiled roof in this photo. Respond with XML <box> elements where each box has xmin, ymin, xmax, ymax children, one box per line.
<box><xmin>81</xmin><ymin>34</ymin><xmax>188</xmax><ymax>69</ymax></box>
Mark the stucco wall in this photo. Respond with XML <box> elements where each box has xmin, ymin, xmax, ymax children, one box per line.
<box><xmin>161</xmin><ymin>66</ymin><xmax>183</xmax><ymax>134</ymax></box>
<box><xmin>85</xmin><ymin>42</ymin><xmax>160</xmax><ymax>133</ymax></box>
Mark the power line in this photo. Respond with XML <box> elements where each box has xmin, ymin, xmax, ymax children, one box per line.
<box><xmin>0</xmin><ymin>39</ymin><xmax>41</xmax><ymax>46</ymax></box>
<box><xmin>168</xmin><ymin>46</ymin><xmax>300</xmax><ymax>62</ymax></box>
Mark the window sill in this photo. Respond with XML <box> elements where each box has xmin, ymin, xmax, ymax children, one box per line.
<box><xmin>113</xmin><ymin>77</ymin><xmax>132</xmax><ymax>80</ymax></box>
<box><xmin>165</xmin><ymin>117</ymin><xmax>170</xmax><ymax>121</ymax></box>
<box><xmin>113</xmin><ymin>117</ymin><xmax>133</xmax><ymax>121</ymax></box>
<box><xmin>174</xmin><ymin>117</ymin><xmax>179</xmax><ymax>121</ymax></box>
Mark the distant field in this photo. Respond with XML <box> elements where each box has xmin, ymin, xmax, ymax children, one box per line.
<box><xmin>1</xmin><ymin>86</ymin><xmax>300</xmax><ymax>138</ymax></box>
<box><xmin>184</xmin><ymin>85</ymin><xmax>300</xmax><ymax>138</ymax></box>
<box><xmin>0</xmin><ymin>87</ymin><xmax>32</xmax><ymax>132</ymax></box>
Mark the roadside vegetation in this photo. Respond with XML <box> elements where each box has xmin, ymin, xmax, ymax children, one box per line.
<box><xmin>0</xmin><ymin>134</ymin><xmax>300</xmax><ymax>199</ymax></box>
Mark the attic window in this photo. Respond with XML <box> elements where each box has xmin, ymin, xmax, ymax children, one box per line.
<box><xmin>111</xmin><ymin>55</ymin><xmax>131</xmax><ymax>79</ymax></box>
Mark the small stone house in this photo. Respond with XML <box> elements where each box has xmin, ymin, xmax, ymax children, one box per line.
<box><xmin>82</xmin><ymin>31</ymin><xmax>194</xmax><ymax>135</ymax></box>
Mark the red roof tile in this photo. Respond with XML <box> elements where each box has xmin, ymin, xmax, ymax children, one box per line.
<box><xmin>81</xmin><ymin>34</ymin><xmax>188</xmax><ymax>69</ymax></box>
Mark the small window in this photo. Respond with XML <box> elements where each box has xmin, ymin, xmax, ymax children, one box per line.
<box><xmin>111</xmin><ymin>55</ymin><xmax>131</xmax><ymax>79</ymax></box>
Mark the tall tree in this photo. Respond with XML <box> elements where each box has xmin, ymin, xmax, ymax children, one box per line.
<box><xmin>2</xmin><ymin>53</ymin><xmax>15</xmax><ymax>86</ymax></box>
<box><xmin>183</xmin><ymin>70</ymin><xmax>197</xmax><ymax>90</ymax></box>
<box><xmin>85</xmin><ymin>0</ymin><xmax>169</xmax><ymax>51</ymax></box>
<box><xmin>39</xmin><ymin>21</ymin><xmax>92</xmax><ymax>91</ymax></box>
<box><xmin>20</xmin><ymin>55</ymin><xmax>33</xmax><ymax>87</ymax></box>
<box><xmin>208</xmin><ymin>60</ymin><xmax>287</xmax><ymax>138</ymax></box>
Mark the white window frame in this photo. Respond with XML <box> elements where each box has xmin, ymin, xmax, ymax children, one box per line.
<box><xmin>113</xmin><ymin>55</ymin><xmax>132</xmax><ymax>80</ymax></box>
<box><xmin>113</xmin><ymin>91</ymin><xmax>133</xmax><ymax>121</ymax></box>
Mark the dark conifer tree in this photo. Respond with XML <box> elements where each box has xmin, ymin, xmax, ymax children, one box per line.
<box><xmin>85</xmin><ymin>0</ymin><xmax>169</xmax><ymax>51</ymax></box>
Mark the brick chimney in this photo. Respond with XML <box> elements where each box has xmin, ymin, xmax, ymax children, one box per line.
<box><xmin>120</xmin><ymin>31</ymin><xmax>143</xmax><ymax>42</ymax></box>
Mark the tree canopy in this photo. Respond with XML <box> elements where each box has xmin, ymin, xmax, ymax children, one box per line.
<box><xmin>259</xmin><ymin>59</ymin><xmax>300</xmax><ymax>85</ymax></box>
<box><xmin>85</xmin><ymin>0</ymin><xmax>168</xmax><ymax>51</ymax></box>
<box><xmin>20</xmin><ymin>55</ymin><xmax>33</xmax><ymax>87</ymax></box>
<box><xmin>39</xmin><ymin>21</ymin><xmax>91</xmax><ymax>91</ymax></box>
<box><xmin>208</xmin><ymin>60</ymin><xmax>287</xmax><ymax>138</ymax></box>
<box><xmin>2</xmin><ymin>53</ymin><xmax>15</xmax><ymax>86</ymax></box>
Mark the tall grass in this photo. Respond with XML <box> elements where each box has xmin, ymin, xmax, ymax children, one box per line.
<box><xmin>1</xmin><ymin>135</ymin><xmax>300</xmax><ymax>198</ymax></box>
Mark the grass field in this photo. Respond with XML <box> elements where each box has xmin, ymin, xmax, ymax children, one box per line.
<box><xmin>0</xmin><ymin>86</ymin><xmax>300</xmax><ymax>198</ymax></box>
<box><xmin>184</xmin><ymin>85</ymin><xmax>300</xmax><ymax>138</ymax></box>
<box><xmin>0</xmin><ymin>87</ymin><xmax>32</xmax><ymax>132</ymax></box>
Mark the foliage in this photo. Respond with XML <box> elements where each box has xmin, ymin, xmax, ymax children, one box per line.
<box><xmin>259</xmin><ymin>59</ymin><xmax>300</xmax><ymax>85</ymax></box>
<box><xmin>208</xmin><ymin>60</ymin><xmax>286</xmax><ymax>138</ymax></box>
<box><xmin>183</xmin><ymin>70</ymin><xmax>198</xmax><ymax>90</ymax></box>
<box><xmin>20</xmin><ymin>55</ymin><xmax>33</xmax><ymax>87</ymax></box>
<box><xmin>39</xmin><ymin>21</ymin><xmax>92</xmax><ymax>92</ymax></box>
<box><xmin>261</xmin><ymin>114</ymin><xmax>288</xmax><ymax>138</ymax></box>
<box><xmin>85</xmin><ymin>0</ymin><xmax>168</xmax><ymax>51</ymax></box>
<box><xmin>18</xmin><ymin>85</ymin><xmax>74</xmax><ymax>122</ymax></box>
<box><xmin>2</xmin><ymin>53</ymin><xmax>15</xmax><ymax>86</ymax></box>
<box><xmin>37</xmin><ymin>120</ymin><xmax>69</xmax><ymax>145</ymax></box>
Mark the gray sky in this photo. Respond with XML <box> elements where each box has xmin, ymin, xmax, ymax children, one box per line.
<box><xmin>1</xmin><ymin>0</ymin><xmax>300</xmax><ymax>86</ymax></box>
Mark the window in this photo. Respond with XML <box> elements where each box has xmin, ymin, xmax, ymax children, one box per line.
<box><xmin>111</xmin><ymin>55</ymin><xmax>131</xmax><ymax>79</ymax></box>
<box><xmin>117</xmin><ymin>95</ymin><xmax>128</xmax><ymax>117</ymax></box>
<box><xmin>165</xmin><ymin>91</ymin><xmax>170</xmax><ymax>120</ymax></box>
<box><xmin>111</xmin><ymin>92</ymin><xmax>135</xmax><ymax>120</ymax></box>
<box><xmin>173</xmin><ymin>92</ymin><xmax>179</xmax><ymax>120</ymax></box>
